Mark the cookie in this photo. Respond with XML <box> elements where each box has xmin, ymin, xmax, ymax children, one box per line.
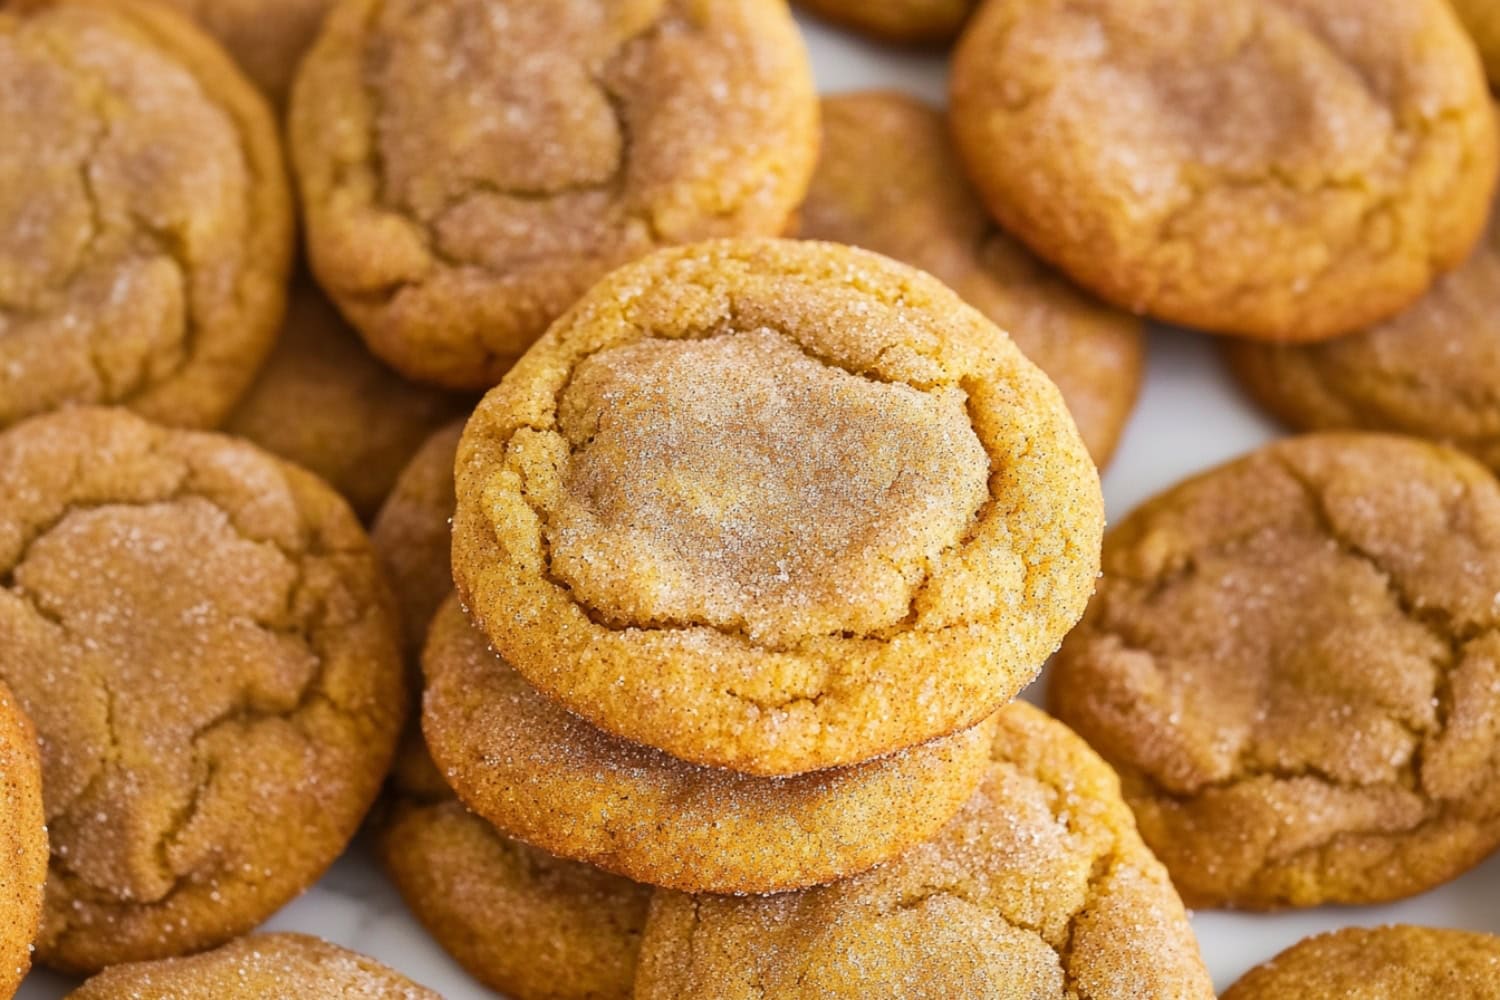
<box><xmin>0</xmin><ymin>0</ymin><xmax>293</xmax><ymax>432</ymax></box>
<box><xmin>950</xmin><ymin>0</ymin><xmax>1498</xmax><ymax>343</ymax></box>
<box><xmin>226</xmin><ymin>284</ymin><xmax>468</xmax><ymax>521</ymax></box>
<box><xmin>0</xmin><ymin>407</ymin><xmax>406</xmax><ymax>972</ymax></box>
<box><xmin>158</xmin><ymin>0</ymin><xmax>335</xmax><ymax>106</ymax></box>
<box><xmin>1453</xmin><ymin>0</ymin><xmax>1500</xmax><ymax>86</ymax></box>
<box><xmin>1051</xmin><ymin>433</ymin><xmax>1500</xmax><ymax>909</ymax></box>
<box><xmin>377</xmin><ymin>732</ymin><xmax>651</xmax><ymax>1000</ymax></box>
<box><xmin>1222</xmin><ymin>925</ymin><xmax>1500</xmax><ymax>999</ymax></box>
<box><xmin>800</xmin><ymin>92</ymin><xmax>1144</xmax><ymax>466</ymax></box>
<box><xmin>371</xmin><ymin>420</ymin><xmax>463</xmax><ymax>659</ymax></box>
<box><xmin>1227</xmin><ymin>205</ymin><xmax>1500</xmax><ymax>475</ymax></box>
<box><xmin>452</xmin><ymin>238</ymin><xmax>1102</xmax><ymax>776</ymax></box>
<box><xmin>423</xmin><ymin>596</ymin><xmax>996</xmax><ymax>894</ymax></box>
<box><xmin>635</xmin><ymin>703</ymin><xmax>1214</xmax><ymax>1000</ymax></box>
<box><xmin>65</xmin><ymin>933</ymin><xmax>439</xmax><ymax>999</ymax></box>
<box><xmin>290</xmin><ymin>0</ymin><xmax>819</xmax><ymax>390</ymax></box>
<box><xmin>795</xmin><ymin>0</ymin><xmax>974</xmax><ymax>45</ymax></box>
<box><xmin>0</xmin><ymin>681</ymin><xmax>46</xmax><ymax>1000</ymax></box>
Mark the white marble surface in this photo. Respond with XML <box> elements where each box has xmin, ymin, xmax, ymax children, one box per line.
<box><xmin>17</xmin><ymin>14</ymin><xmax>1500</xmax><ymax>999</ymax></box>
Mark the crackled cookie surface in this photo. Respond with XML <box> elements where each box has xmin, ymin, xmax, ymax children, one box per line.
<box><xmin>422</xmin><ymin>597</ymin><xmax>995</xmax><ymax>893</ymax></box>
<box><xmin>66</xmin><ymin>933</ymin><xmax>440</xmax><ymax>999</ymax></box>
<box><xmin>796</xmin><ymin>0</ymin><xmax>975</xmax><ymax>44</ymax></box>
<box><xmin>1222</xmin><ymin>926</ymin><xmax>1500</xmax><ymax>999</ymax></box>
<box><xmin>291</xmin><ymin>0</ymin><xmax>818</xmax><ymax>389</ymax></box>
<box><xmin>0</xmin><ymin>681</ymin><xmax>45</xmax><ymax>1000</ymax></box>
<box><xmin>802</xmin><ymin>92</ymin><xmax>1143</xmax><ymax>465</ymax></box>
<box><xmin>227</xmin><ymin>284</ymin><xmax>467</xmax><ymax>520</ymax></box>
<box><xmin>0</xmin><ymin>408</ymin><xmax>405</xmax><ymax>972</ymax></box>
<box><xmin>160</xmin><ymin>0</ymin><xmax>336</xmax><ymax>105</ymax></box>
<box><xmin>1229</xmin><ymin>207</ymin><xmax>1500</xmax><ymax>475</ymax></box>
<box><xmin>0</xmin><ymin>0</ymin><xmax>292</xmax><ymax>432</ymax></box>
<box><xmin>635</xmin><ymin>703</ymin><xmax>1213</xmax><ymax>1000</ymax></box>
<box><xmin>377</xmin><ymin>733</ymin><xmax>650</xmax><ymax>1000</ymax></box>
<box><xmin>950</xmin><ymin>0</ymin><xmax>1498</xmax><ymax>342</ymax></box>
<box><xmin>452</xmin><ymin>239</ymin><xmax>1102</xmax><ymax>776</ymax></box>
<box><xmin>1052</xmin><ymin>433</ymin><xmax>1500</xmax><ymax>908</ymax></box>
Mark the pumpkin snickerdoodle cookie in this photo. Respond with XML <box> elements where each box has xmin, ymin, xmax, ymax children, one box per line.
<box><xmin>1222</xmin><ymin>926</ymin><xmax>1500</xmax><ymax>999</ymax></box>
<box><xmin>795</xmin><ymin>0</ymin><xmax>975</xmax><ymax>45</ymax></box>
<box><xmin>0</xmin><ymin>407</ymin><xmax>406</xmax><ymax>973</ymax></box>
<box><xmin>0</xmin><ymin>681</ymin><xmax>45</xmax><ymax>1000</ymax></box>
<box><xmin>422</xmin><ymin>596</ymin><xmax>996</xmax><ymax>894</ymax></box>
<box><xmin>950</xmin><ymin>0</ymin><xmax>1498</xmax><ymax>343</ymax></box>
<box><xmin>1052</xmin><ymin>433</ymin><xmax>1500</xmax><ymax>909</ymax></box>
<box><xmin>227</xmin><ymin>284</ymin><xmax>468</xmax><ymax>521</ymax></box>
<box><xmin>451</xmin><ymin>238</ymin><xmax>1102</xmax><ymax>776</ymax></box>
<box><xmin>291</xmin><ymin>0</ymin><xmax>819</xmax><ymax>390</ymax></box>
<box><xmin>65</xmin><ymin>933</ymin><xmax>440</xmax><ymax>999</ymax></box>
<box><xmin>377</xmin><ymin>732</ymin><xmax>651</xmax><ymax>1000</ymax></box>
<box><xmin>801</xmin><ymin>92</ymin><xmax>1144</xmax><ymax>466</ymax></box>
<box><xmin>158</xmin><ymin>0</ymin><xmax>335</xmax><ymax>106</ymax></box>
<box><xmin>635</xmin><ymin>703</ymin><xmax>1214</xmax><ymax>1000</ymax></box>
<box><xmin>1228</xmin><ymin>207</ymin><xmax>1500</xmax><ymax>475</ymax></box>
<box><xmin>0</xmin><ymin>0</ymin><xmax>293</xmax><ymax>433</ymax></box>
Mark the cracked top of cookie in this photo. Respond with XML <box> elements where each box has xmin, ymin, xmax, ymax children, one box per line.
<box><xmin>0</xmin><ymin>0</ymin><xmax>292</xmax><ymax>433</ymax></box>
<box><xmin>1051</xmin><ymin>432</ymin><xmax>1500</xmax><ymax>909</ymax></box>
<box><xmin>452</xmin><ymin>239</ymin><xmax>1102</xmax><ymax>776</ymax></box>
<box><xmin>1222</xmin><ymin>925</ymin><xmax>1500</xmax><ymax>999</ymax></box>
<box><xmin>634</xmin><ymin>703</ymin><xmax>1214</xmax><ymax>1000</ymax></box>
<box><xmin>0</xmin><ymin>408</ymin><xmax>405</xmax><ymax>973</ymax></box>
<box><xmin>290</xmin><ymin>0</ymin><xmax>819</xmax><ymax>389</ymax></box>
<box><xmin>950</xmin><ymin>0</ymin><xmax>1498</xmax><ymax>343</ymax></box>
<box><xmin>0</xmin><ymin>679</ymin><xmax>46</xmax><ymax>998</ymax></box>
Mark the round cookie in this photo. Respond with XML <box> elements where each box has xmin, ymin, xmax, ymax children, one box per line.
<box><xmin>0</xmin><ymin>407</ymin><xmax>406</xmax><ymax>973</ymax></box>
<box><xmin>227</xmin><ymin>284</ymin><xmax>469</xmax><ymax>521</ymax></box>
<box><xmin>1227</xmin><ymin>206</ymin><xmax>1500</xmax><ymax>475</ymax></box>
<box><xmin>290</xmin><ymin>0</ymin><xmax>819</xmax><ymax>390</ymax></box>
<box><xmin>452</xmin><ymin>238</ymin><xmax>1103</xmax><ymax>776</ymax></box>
<box><xmin>1222</xmin><ymin>926</ymin><xmax>1500</xmax><ymax>999</ymax></box>
<box><xmin>795</xmin><ymin>0</ymin><xmax>975</xmax><ymax>45</ymax></box>
<box><xmin>1453</xmin><ymin>0</ymin><xmax>1500</xmax><ymax>87</ymax></box>
<box><xmin>949</xmin><ymin>0</ymin><xmax>1498</xmax><ymax>343</ymax></box>
<box><xmin>377</xmin><ymin>732</ymin><xmax>651</xmax><ymax>1000</ymax></box>
<box><xmin>1051</xmin><ymin>433</ymin><xmax>1500</xmax><ymax>909</ymax></box>
<box><xmin>0</xmin><ymin>681</ymin><xmax>46</xmax><ymax>1000</ymax></box>
<box><xmin>158</xmin><ymin>0</ymin><xmax>336</xmax><ymax>106</ymax></box>
<box><xmin>423</xmin><ymin>596</ymin><xmax>997</xmax><ymax>894</ymax></box>
<box><xmin>634</xmin><ymin>703</ymin><xmax>1214</xmax><ymax>1000</ymax></box>
<box><xmin>65</xmin><ymin>933</ymin><xmax>439</xmax><ymax>999</ymax></box>
<box><xmin>371</xmin><ymin>420</ymin><xmax>463</xmax><ymax>659</ymax></box>
<box><xmin>800</xmin><ymin>92</ymin><xmax>1144</xmax><ymax>466</ymax></box>
<box><xmin>0</xmin><ymin>0</ymin><xmax>293</xmax><ymax>432</ymax></box>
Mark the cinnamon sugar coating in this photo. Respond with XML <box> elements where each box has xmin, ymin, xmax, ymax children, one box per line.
<box><xmin>290</xmin><ymin>0</ymin><xmax>819</xmax><ymax>389</ymax></box>
<box><xmin>452</xmin><ymin>238</ymin><xmax>1102</xmax><ymax>776</ymax></box>
<box><xmin>0</xmin><ymin>0</ymin><xmax>292</xmax><ymax>431</ymax></box>
<box><xmin>1222</xmin><ymin>925</ymin><xmax>1500</xmax><ymax>999</ymax></box>
<box><xmin>950</xmin><ymin>0</ymin><xmax>1498</xmax><ymax>343</ymax></box>
<box><xmin>635</xmin><ymin>703</ymin><xmax>1213</xmax><ymax>1000</ymax></box>
<box><xmin>0</xmin><ymin>408</ymin><xmax>406</xmax><ymax>972</ymax></box>
<box><xmin>795</xmin><ymin>0</ymin><xmax>975</xmax><ymax>44</ymax></box>
<box><xmin>158</xmin><ymin>0</ymin><xmax>336</xmax><ymax>106</ymax></box>
<box><xmin>0</xmin><ymin>681</ymin><xmax>45</xmax><ymax>1000</ymax></box>
<box><xmin>421</xmin><ymin>596</ymin><xmax>995</xmax><ymax>894</ymax></box>
<box><xmin>1052</xmin><ymin>433</ymin><xmax>1500</xmax><ymax>908</ymax></box>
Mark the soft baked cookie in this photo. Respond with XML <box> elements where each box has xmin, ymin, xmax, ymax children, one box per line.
<box><xmin>950</xmin><ymin>0</ymin><xmax>1498</xmax><ymax>343</ymax></box>
<box><xmin>0</xmin><ymin>681</ymin><xmax>45</xmax><ymax>1000</ymax></box>
<box><xmin>0</xmin><ymin>0</ymin><xmax>293</xmax><ymax>431</ymax></box>
<box><xmin>452</xmin><ymin>238</ymin><xmax>1102</xmax><ymax>776</ymax></box>
<box><xmin>158</xmin><ymin>0</ymin><xmax>335</xmax><ymax>106</ymax></box>
<box><xmin>1453</xmin><ymin>0</ymin><xmax>1500</xmax><ymax>86</ymax></box>
<box><xmin>1222</xmin><ymin>925</ymin><xmax>1500</xmax><ymax>999</ymax></box>
<box><xmin>0</xmin><ymin>407</ymin><xmax>406</xmax><ymax>972</ymax></box>
<box><xmin>801</xmin><ymin>92</ymin><xmax>1144</xmax><ymax>465</ymax></box>
<box><xmin>65</xmin><ymin>933</ymin><xmax>440</xmax><ymax>999</ymax></box>
<box><xmin>795</xmin><ymin>0</ymin><xmax>975</xmax><ymax>45</ymax></box>
<box><xmin>1228</xmin><ymin>206</ymin><xmax>1500</xmax><ymax>474</ymax></box>
<box><xmin>291</xmin><ymin>0</ymin><xmax>819</xmax><ymax>389</ymax></box>
<box><xmin>227</xmin><ymin>284</ymin><xmax>468</xmax><ymax>521</ymax></box>
<box><xmin>1051</xmin><ymin>433</ymin><xmax>1500</xmax><ymax>909</ymax></box>
<box><xmin>635</xmin><ymin>703</ymin><xmax>1214</xmax><ymax>1000</ymax></box>
<box><xmin>371</xmin><ymin>420</ymin><xmax>463</xmax><ymax>659</ymax></box>
<box><xmin>423</xmin><ymin>596</ymin><xmax>995</xmax><ymax>894</ymax></box>
<box><xmin>377</xmin><ymin>732</ymin><xmax>650</xmax><ymax>1000</ymax></box>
